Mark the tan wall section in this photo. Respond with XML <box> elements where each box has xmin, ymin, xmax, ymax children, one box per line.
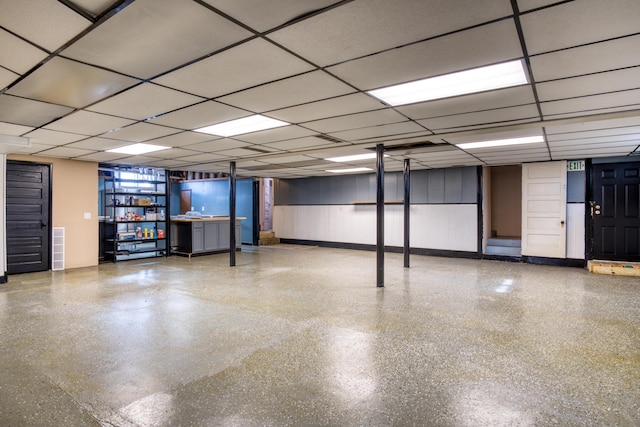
<box><xmin>490</xmin><ymin>165</ymin><xmax>522</xmax><ymax>237</ymax></box>
<box><xmin>8</xmin><ymin>154</ymin><xmax>98</xmax><ymax>269</ymax></box>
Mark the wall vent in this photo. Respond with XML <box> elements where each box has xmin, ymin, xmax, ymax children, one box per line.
<box><xmin>52</xmin><ymin>227</ymin><xmax>64</xmax><ymax>271</ymax></box>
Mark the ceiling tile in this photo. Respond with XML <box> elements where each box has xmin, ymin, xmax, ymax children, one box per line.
<box><xmin>549</xmin><ymin>134</ymin><xmax>640</xmax><ymax>148</ymax></box>
<box><xmin>328</xmin><ymin>19</ymin><xmax>522</xmax><ymax>90</ymax></box>
<box><xmin>536</xmin><ymin>68</ymin><xmax>640</xmax><ymax>101</ymax></box>
<box><xmin>23</xmin><ymin>128</ymin><xmax>87</xmax><ymax>146</ymax></box>
<box><xmin>66</xmin><ymin>137</ymin><xmax>129</xmax><ymax>151</ymax></box>
<box><xmin>547</xmin><ymin>125</ymin><xmax>640</xmax><ymax>142</ymax></box>
<box><xmin>545</xmin><ymin>116</ymin><xmax>640</xmax><ymax>135</ymax></box>
<box><xmin>0</xmin><ymin>122</ymin><xmax>34</xmax><ymax>136</ymax></box>
<box><xmin>110</xmin><ymin>155</ymin><xmax>160</xmax><ymax>166</ymax></box>
<box><xmin>541</xmin><ymin>89</ymin><xmax>640</xmax><ymax>117</ymax></box>
<box><xmin>7</xmin><ymin>142</ymin><xmax>62</xmax><ymax>155</ymax></box>
<box><xmin>70</xmin><ymin>0</ymin><xmax>120</xmax><ymax>16</ymax></box>
<box><xmin>418</xmin><ymin>104</ymin><xmax>540</xmax><ymax>131</ymax></box>
<box><xmin>45</xmin><ymin>110</ymin><xmax>135</xmax><ymax>135</ymax></box>
<box><xmin>74</xmin><ymin>151</ymin><xmax>132</xmax><ymax>162</ymax></box>
<box><xmin>100</xmin><ymin>123</ymin><xmax>180</xmax><ymax>143</ymax></box>
<box><xmin>145</xmin><ymin>159</ymin><xmax>194</xmax><ymax>168</ymax></box>
<box><xmin>62</xmin><ymin>0</ymin><xmax>252</xmax><ymax>78</ymax></box>
<box><xmin>530</xmin><ymin>35</ymin><xmax>640</xmax><ymax>82</ymax></box>
<box><xmin>516</xmin><ymin>0</ymin><xmax>559</xmax><ymax>12</ymax></box>
<box><xmin>268</xmin><ymin>93</ymin><xmax>386</xmax><ymax>124</ymax></box>
<box><xmin>0</xmin><ymin>94</ymin><xmax>74</xmax><ymax>127</ymax></box>
<box><xmin>149</xmin><ymin>101</ymin><xmax>247</xmax><ymax>130</ymax></box>
<box><xmin>7</xmin><ymin>57</ymin><xmax>140</xmax><ymax>108</ymax></box>
<box><xmin>217</xmin><ymin>70</ymin><xmax>354</xmax><ymax>112</ymax></box>
<box><xmin>88</xmin><ymin>83</ymin><xmax>203</xmax><ymax>120</ymax></box>
<box><xmin>0</xmin><ymin>0</ymin><xmax>91</xmax><ymax>52</ymax></box>
<box><xmin>304</xmin><ymin>109</ymin><xmax>409</xmax><ymax>134</ymax></box>
<box><xmin>175</xmin><ymin>152</ymin><xmax>231</xmax><ymax>163</ymax></box>
<box><xmin>0</xmin><ymin>29</ymin><xmax>48</xmax><ymax>75</ymax></box>
<box><xmin>397</xmin><ymin>86</ymin><xmax>536</xmax><ymax>120</ymax></box>
<box><xmin>0</xmin><ymin>67</ymin><xmax>19</xmax><ymax>90</ymax></box>
<box><xmin>330</xmin><ymin>121</ymin><xmax>426</xmax><ymax>142</ymax></box>
<box><xmin>202</xmin><ymin>0</ymin><xmax>340</xmax><ymax>32</ymax></box>
<box><xmin>36</xmin><ymin>146</ymin><xmax>96</xmax><ymax>158</ymax></box>
<box><xmin>142</xmin><ymin>147</ymin><xmax>196</xmax><ymax>160</ymax></box>
<box><xmin>146</xmin><ymin>131</ymin><xmax>218</xmax><ymax>148</ymax></box>
<box><xmin>232</xmin><ymin>125</ymin><xmax>316</xmax><ymax>144</ymax></box>
<box><xmin>262</xmin><ymin>136</ymin><xmax>341</xmax><ymax>151</ymax></box>
<box><xmin>521</xmin><ymin>0</ymin><xmax>640</xmax><ymax>55</ymax></box>
<box><xmin>182</xmin><ymin>138</ymin><xmax>251</xmax><ymax>153</ymax></box>
<box><xmin>154</xmin><ymin>38</ymin><xmax>314</xmax><ymax>98</ymax></box>
<box><xmin>268</xmin><ymin>0</ymin><xmax>512</xmax><ymax>66</ymax></box>
<box><xmin>216</xmin><ymin>147</ymin><xmax>264</xmax><ymax>157</ymax></box>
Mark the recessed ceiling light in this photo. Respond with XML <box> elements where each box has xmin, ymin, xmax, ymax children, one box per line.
<box><xmin>455</xmin><ymin>135</ymin><xmax>544</xmax><ymax>150</ymax></box>
<box><xmin>106</xmin><ymin>143</ymin><xmax>171</xmax><ymax>155</ymax></box>
<box><xmin>194</xmin><ymin>114</ymin><xmax>290</xmax><ymax>137</ymax></box>
<box><xmin>325</xmin><ymin>153</ymin><xmax>389</xmax><ymax>162</ymax></box>
<box><xmin>368</xmin><ymin>60</ymin><xmax>528</xmax><ymax>106</ymax></box>
<box><xmin>326</xmin><ymin>167</ymin><xmax>373</xmax><ymax>174</ymax></box>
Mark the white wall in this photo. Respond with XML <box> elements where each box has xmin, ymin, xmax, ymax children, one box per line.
<box><xmin>566</xmin><ymin>203</ymin><xmax>585</xmax><ymax>259</ymax></box>
<box><xmin>274</xmin><ymin>204</ymin><xmax>477</xmax><ymax>252</ymax></box>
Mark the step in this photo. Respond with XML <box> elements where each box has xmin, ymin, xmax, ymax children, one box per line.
<box><xmin>588</xmin><ymin>260</ymin><xmax>640</xmax><ymax>277</ymax></box>
<box><xmin>485</xmin><ymin>245</ymin><xmax>521</xmax><ymax>256</ymax></box>
<box><xmin>487</xmin><ymin>237</ymin><xmax>521</xmax><ymax>248</ymax></box>
<box><xmin>258</xmin><ymin>237</ymin><xmax>281</xmax><ymax>246</ymax></box>
<box><xmin>260</xmin><ymin>231</ymin><xmax>276</xmax><ymax>239</ymax></box>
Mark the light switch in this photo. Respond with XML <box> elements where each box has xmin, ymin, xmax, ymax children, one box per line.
<box><xmin>84</xmin><ymin>212</ymin><xmax>91</xmax><ymax>219</ymax></box>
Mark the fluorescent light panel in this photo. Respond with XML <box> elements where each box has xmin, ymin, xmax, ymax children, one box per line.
<box><xmin>368</xmin><ymin>60</ymin><xmax>528</xmax><ymax>106</ymax></box>
<box><xmin>325</xmin><ymin>153</ymin><xmax>389</xmax><ymax>162</ymax></box>
<box><xmin>455</xmin><ymin>135</ymin><xmax>544</xmax><ymax>150</ymax></box>
<box><xmin>326</xmin><ymin>167</ymin><xmax>373</xmax><ymax>173</ymax></box>
<box><xmin>106</xmin><ymin>143</ymin><xmax>170</xmax><ymax>155</ymax></box>
<box><xmin>195</xmin><ymin>114</ymin><xmax>290</xmax><ymax>137</ymax></box>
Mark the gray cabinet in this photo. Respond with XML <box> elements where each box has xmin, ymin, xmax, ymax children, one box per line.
<box><xmin>175</xmin><ymin>219</ymin><xmax>241</xmax><ymax>258</ymax></box>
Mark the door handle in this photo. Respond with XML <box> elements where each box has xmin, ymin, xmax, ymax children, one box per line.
<box><xmin>40</xmin><ymin>220</ymin><xmax>47</xmax><ymax>229</ymax></box>
<box><xmin>560</xmin><ymin>220</ymin><xmax>565</xmax><ymax>227</ymax></box>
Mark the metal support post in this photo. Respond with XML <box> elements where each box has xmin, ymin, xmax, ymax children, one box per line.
<box><xmin>376</xmin><ymin>144</ymin><xmax>384</xmax><ymax>287</ymax></box>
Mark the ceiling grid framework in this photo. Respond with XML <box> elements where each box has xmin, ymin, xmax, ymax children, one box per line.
<box><xmin>0</xmin><ymin>0</ymin><xmax>637</xmax><ymax>177</ymax></box>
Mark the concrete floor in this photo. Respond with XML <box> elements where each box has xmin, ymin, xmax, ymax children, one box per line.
<box><xmin>0</xmin><ymin>245</ymin><xmax>638</xmax><ymax>426</ymax></box>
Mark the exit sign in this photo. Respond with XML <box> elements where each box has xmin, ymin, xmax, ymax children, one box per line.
<box><xmin>567</xmin><ymin>160</ymin><xmax>585</xmax><ymax>171</ymax></box>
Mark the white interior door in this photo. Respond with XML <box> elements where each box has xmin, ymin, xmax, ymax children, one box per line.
<box><xmin>522</xmin><ymin>161</ymin><xmax>567</xmax><ymax>258</ymax></box>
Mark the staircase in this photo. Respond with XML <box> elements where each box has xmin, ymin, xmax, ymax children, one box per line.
<box><xmin>258</xmin><ymin>230</ymin><xmax>280</xmax><ymax>246</ymax></box>
<box><xmin>485</xmin><ymin>237</ymin><xmax>521</xmax><ymax>256</ymax></box>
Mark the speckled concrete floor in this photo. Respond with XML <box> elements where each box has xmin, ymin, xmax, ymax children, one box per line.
<box><xmin>0</xmin><ymin>245</ymin><xmax>638</xmax><ymax>426</ymax></box>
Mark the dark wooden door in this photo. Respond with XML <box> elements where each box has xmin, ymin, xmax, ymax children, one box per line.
<box><xmin>6</xmin><ymin>161</ymin><xmax>51</xmax><ymax>274</ymax></box>
<box><xmin>592</xmin><ymin>162</ymin><xmax>640</xmax><ymax>261</ymax></box>
<box><xmin>180</xmin><ymin>189</ymin><xmax>191</xmax><ymax>214</ymax></box>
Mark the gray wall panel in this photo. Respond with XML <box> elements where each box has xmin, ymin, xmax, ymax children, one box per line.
<box><xmin>444</xmin><ymin>168</ymin><xmax>462</xmax><ymax>203</ymax></box>
<box><xmin>428</xmin><ymin>169</ymin><xmax>445</xmax><ymax>203</ymax></box>
<box><xmin>462</xmin><ymin>167</ymin><xmax>478</xmax><ymax>203</ymax></box>
<box><xmin>275</xmin><ymin>167</ymin><xmax>478</xmax><ymax>205</ymax></box>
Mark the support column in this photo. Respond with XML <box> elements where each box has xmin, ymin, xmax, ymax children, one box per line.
<box><xmin>229</xmin><ymin>161</ymin><xmax>236</xmax><ymax>267</ymax></box>
<box><xmin>376</xmin><ymin>144</ymin><xmax>384</xmax><ymax>287</ymax></box>
<box><xmin>403</xmin><ymin>158</ymin><xmax>410</xmax><ymax>268</ymax></box>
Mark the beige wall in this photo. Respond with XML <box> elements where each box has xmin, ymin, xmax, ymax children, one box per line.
<box><xmin>8</xmin><ymin>154</ymin><xmax>98</xmax><ymax>269</ymax></box>
<box><xmin>490</xmin><ymin>165</ymin><xmax>522</xmax><ymax>237</ymax></box>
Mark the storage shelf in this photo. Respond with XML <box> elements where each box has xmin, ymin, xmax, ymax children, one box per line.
<box><xmin>106</xmin><ymin>205</ymin><xmax>166</xmax><ymax>208</ymax></box>
<box><xmin>104</xmin><ymin>220</ymin><xmax>166</xmax><ymax>224</ymax></box>
<box><xmin>350</xmin><ymin>200</ymin><xmax>404</xmax><ymax>205</ymax></box>
<box><xmin>105</xmin><ymin>249</ymin><xmax>166</xmax><ymax>256</ymax></box>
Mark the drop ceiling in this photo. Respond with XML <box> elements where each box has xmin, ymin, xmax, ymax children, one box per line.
<box><xmin>0</xmin><ymin>0</ymin><xmax>638</xmax><ymax>178</ymax></box>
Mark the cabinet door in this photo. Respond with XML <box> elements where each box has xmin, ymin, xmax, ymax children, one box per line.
<box><xmin>217</xmin><ymin>221</ymin><xmax>231</xmax><ymax>250</ymax></box>
<box><xmin>192</xmin><ymin>223</ymin><xmax>204</xmax><ymax>253</ymax></box>
<box><xmin>204</xmin><ymin>221</ymin><xmax>220</xmax><ymax>251</ymax></box>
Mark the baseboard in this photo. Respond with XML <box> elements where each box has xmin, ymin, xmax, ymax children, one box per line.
<box><xmin>279</xmin><ymin>238</ymin><xmax>586</xmax><ymax>268</ymax></box>
<box><xmin>0</xmin><ymin>274</ymin><xmax>7</xmax><ymax>284</ymax></box>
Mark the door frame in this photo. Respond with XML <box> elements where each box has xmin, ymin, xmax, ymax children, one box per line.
<box><xmin>6</xmin><ymin>159</ymin><xmax>53</xmax><ymax>274</ymax></box>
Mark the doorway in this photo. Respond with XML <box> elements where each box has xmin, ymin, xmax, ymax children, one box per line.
<box><xmin>6</xmin><ymin>161</ymin><xmax>51</xmax><ymax>274</ymax></box>
<box><xmin>591</xmin><ymin>161</ymin><xmax>640</xmax><ymax>261</ymax></box>
<box><xmin>483</xmin><ymin>165</ymin><xmax>522</xmax><ymax>256</ymax></box>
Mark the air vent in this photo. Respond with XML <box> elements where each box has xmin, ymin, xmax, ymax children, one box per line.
<box><xmin>314</xmin><ymin>134</ymin><xmax>344</xmax><ymax>144</ymax></box>
<box><xmin>52</xmin><ymin>227</ymin><xmax>64</xmax><ymax>271</ymax></box>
